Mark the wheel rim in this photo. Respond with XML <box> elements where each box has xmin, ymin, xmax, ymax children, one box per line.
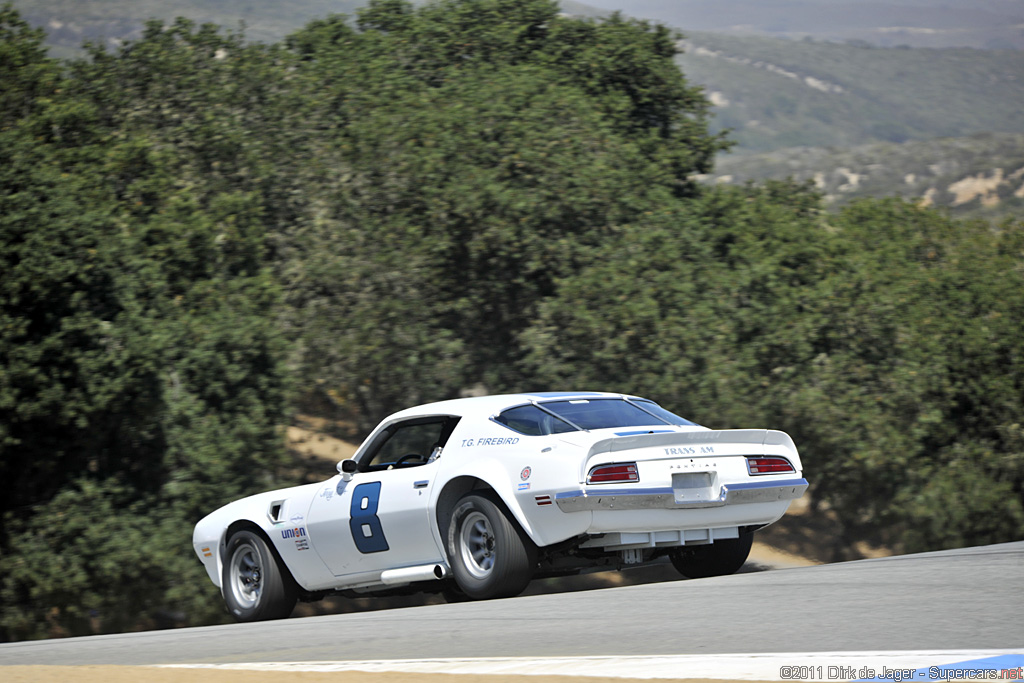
<box><xmin>459</xmin><ymin>510</ymin><xmax>496</xmax><ymax>579</ymax></box>
<box><xmin>228</xmin><ymin>541</ymin><xmax>263</xmax><ymax>609</ymax></box>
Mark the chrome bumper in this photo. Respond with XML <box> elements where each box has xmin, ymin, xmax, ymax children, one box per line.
<box><xmin>553</xmin><ymin>477</ymin><xmax>808</xmax><ymax>512</ymax></box>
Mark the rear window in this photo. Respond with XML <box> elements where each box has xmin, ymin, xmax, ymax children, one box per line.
<box><xmin>494</xmin><ymin>398</ymin><xmax>697</xmax><ymax>434</ymax></box>
<box><xmin>541</xmin><ymin>398</ymin><xmax>673</xmax><ymax>430</ymax></box>
<box><xmin>494</xmin><ymin>405</ymin><xmax>576</xmax><ymax>436</ymax></box>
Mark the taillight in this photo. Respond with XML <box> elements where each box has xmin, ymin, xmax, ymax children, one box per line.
<box><xmin>587</xmin><ymin>462</ymin><xmax>638</xmax><ymax>484</ymax></box>
<box><xmin>747</xmin><ymin>456</ymin><xmax>795</xmax><ymax>475</ymax></box>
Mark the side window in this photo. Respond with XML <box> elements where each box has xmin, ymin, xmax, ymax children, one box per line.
<box><xmin>495</xmin><ymin>405</ymin><xmax>576</xmax><ymax>436</ymax></box>
<box><xmin>365</xmin><ymin>417</ymin><xmax>459</xmax><ymax>470</ymax></box>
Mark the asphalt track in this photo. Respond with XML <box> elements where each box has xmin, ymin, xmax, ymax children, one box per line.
<box><xmin>0</xmin><ymin>542</ymin><xmax>1021</xmax><ymax>668</ymax></box>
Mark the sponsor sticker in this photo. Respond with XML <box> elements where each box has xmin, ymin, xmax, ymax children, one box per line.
<box><xmin>518</xmin><ymin>482</ymin><xmax>531</xmax><ymax>491</ymax></box>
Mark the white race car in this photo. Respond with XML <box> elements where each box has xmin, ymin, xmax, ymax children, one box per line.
<box><xmin>193</xmin><ymin>392</ymin><xmax>808</xmax><ymax>621</ymax></box>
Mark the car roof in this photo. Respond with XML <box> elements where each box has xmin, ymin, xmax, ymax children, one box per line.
<box><xmin>382</xmin><ymin>391</ymin><xmax>638</xmax><ymax>422</ymax></box>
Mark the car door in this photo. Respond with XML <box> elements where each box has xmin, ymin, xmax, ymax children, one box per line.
<box><xmin>305</xmin><ymin>416</ymin><xmax>457</xmax><ymax>579</ymax></box>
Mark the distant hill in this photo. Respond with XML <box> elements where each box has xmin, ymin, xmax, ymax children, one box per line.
<box><xmin>572</xmin><ymin>0</ymin><xmax>1024</xmax><ymax>50</ymax></box>
<box><xmin>706</xmin><ymin>133</ymin><xmax>1024</xmax><ymax>219</ymax></box>
<box><xmin>9</xmin><ymin>0</ymin><xmax>368</xmax><ymax>58</ymax></box>
<box><xmin>677</xmin><ymin>31</ymin><xmax>1024</xmax><ymax>152</ymax></box>
<box><xmin>18</xmin><ymin>2</ymin><xmax>1024</xmax><ymax>152</ymax></box>
<box><xmin>13</xmin><ymin>0</ymin><xmax>604</xmax><ymax>59</ymax></box>
<box><xmin>21</xmin><ymin>0</ymin><xmax>1024</xmax><ymax>55</ymax></box>
<box><xmin>11</xmin><ymin>0</ymin><xmax>1024</xmax><ymax>218</ymax></box>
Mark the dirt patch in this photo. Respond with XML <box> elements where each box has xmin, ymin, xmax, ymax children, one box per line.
<box><xmin>287</xmin><ymin>424</ymin><xmax>357</xmax><ymax>463</ymax></box>
<box><xmin>1</xmin><ymin>666</ymin><xmax>775</xmax><ymax>683</ymax></box>
<box><xmin>753</xmin><ymin>497</ymin><xmax>892</xmax><ymax>564</ymax></box>
<box><xmin>947</xmin><ymin>168</ymin><xmax>1006</xmax><ymax>207</ymax></box>
<box><xmin>748</xmin><ymin>540</ymin><xmax>820</xmax><ymax>568</ymax></box>
<box><xmin>289</xmin><ymin>414</ymin><xmax>361</xmax><ymax>459</ymax></box>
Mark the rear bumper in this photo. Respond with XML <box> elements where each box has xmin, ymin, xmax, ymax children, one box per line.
<box><xmin>553</xmin><ymin>477</ymin><xmax>808</xmax><ymax>512</ymax></box>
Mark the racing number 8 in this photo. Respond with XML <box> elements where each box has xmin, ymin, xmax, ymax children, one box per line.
<box><xmin>349</xmin><ymin>482</ymin><xmax>389</xmax><ymax>553</ymax></box>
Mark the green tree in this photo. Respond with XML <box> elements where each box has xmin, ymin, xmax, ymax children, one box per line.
<box><xmin>0</xmin><ymin>3</ymin><xmax>57</xmax><ymax>127</ymax></box>
<box><xmin>283</xmin><ymin>0</ymin><xmax>724</xmax><ymax>427</ymax></box>
<box><xmin>810</xmin><ymin>203</ymin><xmax>1024</xmax><ymax>551</ymax></box>
<box><xmin>520</xmin><ymin>186</ymin><xmax>1024</xmax><ymax>556</ymax></box>
<box><xmin>0</xmin><ymin>12</ymin><xmax>294</xmax><ymax>639</ymax></box>
<box><xmin>518</xmin><ymin>180</ymin><xmax>834</xmax><ymax>423</ymax></box>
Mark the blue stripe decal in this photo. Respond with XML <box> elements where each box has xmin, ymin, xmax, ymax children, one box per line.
<box><xmin>725</xmin><ymin>478</ymin><xmax>807</xmax><ymax>491</ymax></box>
<box><xmin>614</xmin><ymin>429</ymin><xmax>675</xmax><ymax>436</ymax></box>
<box><xmin>856</xmin><ymin>654</ymin><xmax>1024</xmax><ymax>681</ymax></box>
<box><xmin>557</xmin><ymin>480</ymin><xmax>806</xmax><ymax>500</ymax></box>
<box><xmin>556</xmin><ymin>487</ymin><xmax>674</xmax><ymax>499</ymax></box>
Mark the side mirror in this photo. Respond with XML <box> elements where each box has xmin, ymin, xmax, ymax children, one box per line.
<box><xmin>337</xmin><ymin>458</ymin><xmax>358</xmax><ymax>482</ymax></box>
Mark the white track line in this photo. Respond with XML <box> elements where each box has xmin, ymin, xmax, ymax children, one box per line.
<box><xmin>160</xmin><ymin>650</ymin><xmax>1024</xmax><ymax>680</ymax></box>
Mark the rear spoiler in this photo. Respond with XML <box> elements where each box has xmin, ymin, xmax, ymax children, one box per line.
<box><xmin>587</xmin><ymin>429</ymin><xmax>797</xmax><ymax>459</ymax></box>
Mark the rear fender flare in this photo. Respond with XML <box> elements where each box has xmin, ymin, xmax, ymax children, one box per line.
<box><xmin>434</xmin><ymin>465</ymin><xmax>537</xmax><ymax>549</ymax></box>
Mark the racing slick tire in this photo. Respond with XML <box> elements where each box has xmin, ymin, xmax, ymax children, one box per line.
<box><xmin>447</xmin><ymin>491</ymin><xmax>537</xmax><ymax>600</ymax></box>
<box><xmin>669</xmin><ymin>531</ymin><xmax>754</xmax><ymax>579</ymax></box>
<box><xmin>222</xmin><ymin>529</ymin><xmax>298</xmax><ymax>621</ymax></box>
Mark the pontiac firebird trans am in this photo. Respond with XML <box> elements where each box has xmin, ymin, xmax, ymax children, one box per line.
<box><xmin>193</xmin><ymin>392</ymin><xmax>808</xmax><ymax>621</ymax></box>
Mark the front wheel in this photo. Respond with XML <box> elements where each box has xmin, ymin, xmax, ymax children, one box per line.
<box><xmin>669</xmin><ymin>532</ymin><xmax>754</xmax><ymax>579</ymax></box>
<box><xmin>447</xmin><ymin>492</ymin><xmax>536</xmax><ymax>599</ymax></box>
<box><xmin>222</xmin><ymin>529</ymin><xmax>297</xmax><ymax>621</ymax></box>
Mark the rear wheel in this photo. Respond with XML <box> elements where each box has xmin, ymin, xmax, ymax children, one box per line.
<box><xmin>447</xmin><ymin>492</ymin><xmax>536</xmax><ymax>599</ymax></box>
<box><xmin>669</xmin><ymin>532</ymin><xmax>754</xmax><ymax>579</ymax></box>
<box><xmin>222</xmin><ymin>529</ymin><xmax>297</xmax><ymax>621</ymax></box>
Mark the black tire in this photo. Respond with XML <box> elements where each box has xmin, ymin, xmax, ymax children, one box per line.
<box><xmin>669</xmin><ymin>532</ymin><xmax>754</xmax><ymax>579</ymax></box>
<box><xmin>222</xmin><ymin>529</ymin><xmax>298</xmax><ymax>622</ymax></box>
<box><xmin>446</xmin><ymin>492</ymin><xmax>536</xmax><ymax>599</ymax></box>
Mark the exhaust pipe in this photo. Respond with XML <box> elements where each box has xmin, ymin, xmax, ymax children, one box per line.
<box><xmin>379</xmin><ymin>563</ymin><xmax>448</xmax><ymax>585</ymax></box>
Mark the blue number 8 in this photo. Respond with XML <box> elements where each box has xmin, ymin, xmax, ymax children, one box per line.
<box><xmin>350</xmin><ymin>482</ymin><xmax>389</xmax><ymax>553</ymax></box>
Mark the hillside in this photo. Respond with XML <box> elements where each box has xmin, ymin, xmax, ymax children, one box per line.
<box><xmin>19</xmin><ymin>2</ymin><xmax>1024</xmax><ymax>151</ymax></box>
<box><xmin>9</xmin><ymin>0</ymin><xmax>368</xmax><ymax>58</ymax></box>
<box><xmin>14</xmin><ymin>0</ymin><xmax>603</xmax><ymax>58</ymax></box>
<box><xmin>575</xmin><ymin>0</ymin><xmax>1024</xmax><ymax>50</ymax></box>
<box><xmin>677</xmin><ymin>31</ymin><xmax>1024</xmax><ymax>152</ymax></box>
<box><xmin>12</xmin><ymin>0</ymin><xmax>1024</xmax><ymax>216</ymax></box>
<box><xmin>706</xmin><ymin>133</ymin><xmax>1024</xmax><ymax>219</ymax></box>
<box><xmin>22</xmin><ymin>1</ymin><xmax>1024</xmax><ymax>54</ymax></box>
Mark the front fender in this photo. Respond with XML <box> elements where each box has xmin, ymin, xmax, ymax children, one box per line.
<box><xmin>192</xmin><ymin>483</ymin><xmax>330</xmax><ymax>591</ymax></box>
